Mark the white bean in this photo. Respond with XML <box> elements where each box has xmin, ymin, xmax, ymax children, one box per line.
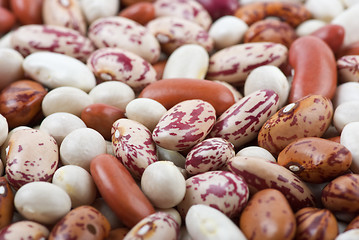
<box><xmin>296</xmin><ymin>19</ymin><xmax>327</xmax><ymax>37</ymax></box>
<box><xmin>341</xmin><ymin>122</ymin><xmax>359</xmax><ymax>173</ymax></box>
<box><xmin>0</xmin><ymin>48</ymin><xmax>24</xmax><ymax>89</ymax></box>
<box><xmin>236</xmin><ymin>146</ymin><xmax>276</xmax><ymax>162</ymax></box>
<box><xmin>79</xmin><ymin>0</ymin><xmax>120</xmax><ymax>24</ymax></box>
<box><xmin>305</xmin><ymin>0</ymin><xmax>344</xmax><ymax>22</ymax></box>
<box><xmin>333</xmin><ymin>82</ymin><xmax>359</xmax><ymax>108</ymax></box>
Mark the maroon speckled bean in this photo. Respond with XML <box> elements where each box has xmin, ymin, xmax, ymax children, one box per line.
<box><xmin>337</xmin><ymin>55</ymin><xmax>359</xmax><ymax>83</ymax></box>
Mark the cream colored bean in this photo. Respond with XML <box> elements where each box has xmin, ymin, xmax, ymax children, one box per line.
<box><xmin>186</xmin><ymin>204</ymin><xmax>247</xmax><ymax>240</ymax></box>
<box><xmin>305</xmin><ymin>0</ymin><xmax>344</xmax><ymax>22</ymax></box>
<box><xmin>52</xmin><ymin>165</ymin><xmax>97</xmax><ymax>208</ymax></box>
<box><xmin>125</xmin><ymin>98</ymin><xmax>167</xmax><ymax>131</ymax></box>
<box><xmin>236</xmin><ymin>146</ymin><xmax>276</xmax><ymax>162</ymax></box>
<box><xmin>209</xmin><ymin>16</ymin><xmax>248</xmax><ymax>50</ymax></box>
<box><xmin>0</xmin><ymin>114</ymin><xmax>8</xmax><ymax>147</ymax></box>
<box><xmin>105</xmin><ymin>140</ymin><xmax>114</xmax><ymax>156</ymax></box>
<box><xmin>335</xmin><ymin>229</ymin><xmax>359</xmax><ymax>240</ymax></box>
<box><xmin>0</xmin><ymin>48</ymin><xmax>24</xmax><ymax>89</ymax></box>
<box><xmin>42</xmin><ymin>86</ymin><xmax>93</xmax><ymax>117</ymax></box>
<box><xmin>39</xmin><ymin>112</ymin><xmax>86</xmax><ymax>145</ymax></box>
<box><xmin>333</xmin><ymin>82</ymin><xmax>359</xmax><ymax>108</ymax></box>
<box><xmin>89</xmin><ymin>81</ymin><xmax>135</xmax><ymax>110</ymax></box>
<box><xmin>296</xmin><ymin>19</ymin><xmax>327</xmax><ymax>37</ymax></box>
<box><xmin>332</xmin><ymin>4</ymin><xmax>359</xmax><ymax>47</ymax></box>
<box><xmin>244</xmin><ymin>65</ymin><xmax>289</xmax><ymax>107</ymax></box>
<box><xmin>0</xmin><ymin>221</ymin><xmax>50</xmax><ymax>239</ymax></box>
<box><xmin>14</xmin><ymin>182</ymin><xmax>71</xmax><ymax>225</ymax></box>
<box><xmin>60</xmin><ymin>128</ymin><xmax>106</xmax><ymax>171</ymax></box>
<box><xmin>341</xmin><ymin>0</ymin><xmax>359</xmax><ymax>8</ymax></box>
<box><xmin>0</xmin><ymin>31</ymin><xmax>13</xmax><ymax>48</ymax></box>
<box><xmin>156</xmin><ymin>145</ymin><xmax>186</xmax><ymax>168</ymax></box>
<box><xmin>141</xmin><ymin>161</ymin><xmax>186</xmax><ymax>209</ymax></box>
<box><xmin>23</xmin><ymin>52</ymin><xmax>96</xmax><ymax>92</ymax></box>
<box><xmin>163</xmin><ymin>44</ymin><xmax>209</xmax><ymax>79</ymax></box>
<box><xmin>340</xmin><ymin>122</ymin><xmax>359</xmax><ymax>173</ymax></box>
<box><xmin>79</xmin><ymin>0</ymin><xmax>120</xmax><ymax>24</ymax></box>
<box><xmin>334</xmin><ymin>101</ymin><xmax>359</xmax><ymax>132</ymax></box>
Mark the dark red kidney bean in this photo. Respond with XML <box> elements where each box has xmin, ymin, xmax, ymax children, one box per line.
<box><xmin>0</xmin><ymin>7</ymin><xmax>16</xmax><ymax>34</ymax></box>
<box><xmin>310</xmin><ymin>24</ymin><xmax>345</xmax><ymax>54</ymax></box>
<box><xmin>0</xmin><ymin>80</ymin><xmax>47</xmax><ymax>129</ymax></box>
<box><xmin>118</xmin><ymin>2</ymin><xmax>155</xmax><ymax>25</ymax></box>
<box><xmin>196</xmin><ymin>0</ymin><xmax>239</xmax><ymax>20</ymax></box>
<box><xmin>288</xmin><ymin>36</ymin><xmax>337</xmax><ymax>103</ymax></box>
<box><xmin>80</xmin><ymin>103</ymin><xmax>125</xmax><ymax>141</ymax></box>
<box><xmin>0</xmin><ymin>0</ymin><xmax>9</xmax><ymax>8</ymax></box>
<box><xmin>10</xmin><ymin>0</ymin><xmax>43</xmax><ymax>24</ymax></box>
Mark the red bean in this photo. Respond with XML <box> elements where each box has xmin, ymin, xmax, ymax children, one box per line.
<box><xmin>310</xmin><ymin>24</ymin><xmax>345</xmax><ymax>54</ymax></box>
<box><xmin>10</xmin><ymin>0</ymin><xmax>43</xmax><ymax>25</ymax></box>
<box><xmin>118</xmin><ymin>2</ymin><xmax>155</xmax><ymax>25</ymax></box>
<box><xmin>0</xmin><ymin>7</ymin><xmax>15</xmax><ymax>34</ymax></box>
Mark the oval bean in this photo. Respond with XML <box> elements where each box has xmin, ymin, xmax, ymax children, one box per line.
<box><xmin>0</xmin><ymin>177</ymin><xmax>13</xmax><ymax>229</ymax></box>
<box><xmin>79</xmin><ymin>0</ymin><xmax>119</xmax><ymax>24</ymax></box>
<box><xmin>0</xmin><ymin>221</ymin><xmax>49</xmax><ymax>239</ymax></box>
<box><xmin>0</xmin><ymin>47</ymin><xmax>24</xmax><ymax>90</ymax></box>
<box><xmin>334</xmin><ymin>101</ymin><xmax>359</xmax><ymax>132</ymax></box>
<box><xmin>337</xmin><ymin>55</ymin><xmax>359</xmax><ymax>83</ymax></box>
<box><xmin>10</xmin><ymin>0</ymin><xmax>43</xmax><ymax>24</ymax></box>
<box><xmin>310</xmin><ymin>24</ymin><xmax>345</xmax><ymax>54</ymax></box>
<box><xmin>119</xmin><ymin>2</ymin><xmax>155</xmax><ymax>25</ymax></box>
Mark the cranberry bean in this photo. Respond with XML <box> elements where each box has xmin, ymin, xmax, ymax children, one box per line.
<box><xmin>81</xmin><ymin>103</ymin><xmax>125</xmax><ymax>140</ymax></box>
<box><xmin>0</xmin><ymin>48</ymin><xmax>24</xmax><ymax>90</ymax></box>
<box><xmin>6</xmin><ymin>128</ymin><xmax>58</xmax><ymax>189</ymax></box>
<box><xmin>333</xmin><ymin>101</ymin><xmax>359</xmax><ymax>132</ymax></box>
<box><xmin>278</xmin><ymin>137</ymin><xmax>352</xmax><ymax>183</ymax></box>
<box><xmin>0</xmin><ymin>80</ymin><xmax>46</xmax><ymax>129</ymax></box>
<box><xmin>295</xmin><ymin>207</ymin><xmax>338</xmax><ymax>240</ymax></box>
<box><xmin>42</xmin><ymin>0</ymin><xmax>87</xmax><ymax>35</ymax></box>
<box><xmin>52</xmin><ymin>165</ymin><xmax>97</xmax><ymax>207</ymax></box>
<box><xmin>138</xmin><ymin>78</ymin><xmax>236</xmax><ymax>116</ymax></box>
<box><xmin>0</xmin><ymin>221</ymin><xmax>49</xmax><ymax>239</ymax></box>
<box><xmin>258</xmin><ymin>94</ymin><xmax>333</xmax><ymax>156</ymax></box>
<box><xmin>152</xmin><ymin>99</ymin><xmax>216</xmax><ymax>151</ymax></box>
<box><xmin>10</xmin><ymin>0</ymin><xmax>43</xmax><ymax>25</ymax></box>
<box><xmin>90</xmin><ymin>154</ymin><xmax>155</xmax><ymax>228</ymax></box>
<box><xmin>332</xmin><ymin>4</ymin><xmax>359</xmax><ymax>47</ymax></box>
<box><xmin>156</xmin><ymin>208</ymin><xmax>181</xmax><ymax>226</ymax></box>
<box><xmin>12</xmin><ymin>25</ymin><xmax>95</xmax><ymax>62</ymax></box>
<box><xmin>154</xmin><ymin>0</ymin><xmax>212</xmax><ymax>30</ymax></box>
<box><xmin>0</xmin><ymin>7</ymin><xmax>15</xmax><ymax>34</ymax></box>
<box><xmin>206</xmin><ymin>42</ymin><xmax>287</xmax><ymax>85</ymax></box>
<box><xmin>240</xmin><ymin>189</ymin><xmax>296</xmax><ymax>240</ymax></box>
<box><xmin>89</xmin><ymin>81</ymin><xmax>135</xmax><ymax>110</ymax></box>
<box><xmin>0</xmin><ymin>177</ymin><xmax>13</xmax><ymax>229</ymax></box>
<box><xmin>209</xmin><ymin>89</ymin><xmax>279</xmax><ymax>149</ymax></box>
<box><xmin>0</xmin><ymin>0</ymin><xmax>9</xmax><ymax>8</ymax></box>
<box><xmin>79</xmin><ymin>0</ymin><xmax>120</xmax><ymax>24</ymax></box>
<box><xmin>177</xmin><ymin>170</ymin><xmax>249</xmax><ymax>219</ymax></box>
<box><xmin>337</xmin><ymin>55</ymin><xmax>359</xmax><ymax>83</ymax></box>
<box><xmin>227</xmin><ymin>156</ymin><xmax>316</xmax><ymax>211</ymax></box>
<box><xmin>234</xmin><ymin>2</ymin><xmax>311</xmax><ymax>27</ymax></box>
<box><xmin>244</xmin><ymin>19</ymin><xmax>297</xmax><ymax>48</ymax></box>
<box><xmin>119</xmin><ymin>2</ymin><xmax>155</xmax><ymax>25</ymax></box>
<box><xmin>60</xmin><ymin>127</ymin><xmax>106</xmax><ymax>171</ymax></box>
<box><xmin>49</xmin><ymin>206</ymin><xmax>111</xmax><ymax>240</ymax></box>
<box><xmin>14</xmin><ymin>181</ymin><xmax>71</xmax><ymax>224</ymax></box>
<box><xmin>186</xmin><ymin>204</ymin><xmax>246</xmax><ymax>240</ymax></box>
<box><xmin>341</xmin><ymin>122</ymin><xmax>359</xmax><ymax>173</ymax></box>
<box><xmin>88</xmin><ymin>16</ymin><xmax>160</xmax><ymax>64</ymax></box>
<box><xmin>146</xmin><ymin>16</ymin><xmax>214</xmax><ymax>54</ymax></box>
<box><xmin>87</xmin><ymin>47</ymin><xmax>157</xmax><ymax>91</ymax></box>
<box><xmin>310</xmin><ymin>24</ymin><xmax>345</xmax><ymax>54</ymax></box>
<box><xmin>162</xmin><ymin>44</ymin><xmax>209</xmax><ymax>80</ymax></box>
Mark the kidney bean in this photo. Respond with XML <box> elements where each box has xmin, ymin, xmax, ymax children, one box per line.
<box><xmin>177</xmin><ymin>170</ymin><xmax>249</xmax><ymax>219</ymax></box>
<box><xmin>321</xmin><ymin>173</ymin><xmax>359</xmax><ymax>215</ymax></box>
<box><xmin>138</xmin><ymin>78</ymin><xmax>236</xmax><ymax>116</ymax></box>
<box><xmin>0</xmin><ymin>0</ymin><xmax>9</xmax><ymax>8</ymax></box>
<box><xmin>234</xmin><ymin>2</ymin><xmax>311</xmax><ymax>27</ymax></box>
<box><xmin>227</xmin><ymin>156</ymin><xmax>316</xmax><ymax>211</ymax></box>
<box><xmin>10</xmin><ymin>0</ymin><xmax>43</xmax><ymax>24</ymax></box>
<box><xmin>310</xmin><ymin>24</ymin><xmax>345</xmax><ymax>54</ymax></box>
<box><xmin>0</xmin><ymin>80</ymin><xmax>46</xmax><ymax>129</ymax></box>
<box><xmin>206</xmin><ymin>42</ymin><xmax>288</xmax><ymax>85</ymax></box>
<box><xmin>337</xmin><ymin>55</ymin><xmax>359</xmax><ymax>83</ymax></box>
<box><xmin>0</xmin><ymin>221</ymin><xmax>49</xmax><ymax>239</ymax></box>
<box><xmin>186</xmin><ymin>204</ymin><xmax>246</xmax><ymax>240</ymax></box>
<box><xmin>295</xmin><ymin>207</ymin><xmax>338</xmax><ymax>240</ymax></box>
<box><xmin>278</xmin><ymin>137</ymin><xmax>352</xmax><ymax>183</ymax></box>
<box><xmin>146</xmin><ymin>16</ymin><xmax>214</xmax><ymax>54</ymax></box>
<box><xmin>60</xmin><ymin>128</ymin><xmax>106</xmax><ymax>172</ymax></box>
<box><xmin>288</xmin><ymin>36</ymin><xmax>337</xmax><ymax>103</ymax></box>
<box><xmin>240</xmin><ymin>189</ymin><xmax>296</xmax><ymax>240</ymax></box>
<box><xmin>90</xmin><ymin>154</ymin><xmax>155</xmax><ymax>228</ymax></box>
<box><xmin>79</xmin><ymin>0</ymin><xmax>120</xmax><ymax>24</ymax></box>
<box><xmin>0</xmin><ymin>177</ymin><xmax>13</xmax><ymax>229</ymax></box>
<box><xmin>0</xmin><ymin>7</ymin><xmax>15</xmax><ymax>34</ymax></box>
<box><xmin>49</xmin><ymin>206</ymin><xmax>110</xmax><ymax>240</ymax></box>
<box><xmin>244</xmin><ymin>19</ymin><xmax>297</xmax><ymax>48</ymax></box>
<box><xmin>122</xmin><ymin>0</ymin><xmax>154</xmax><ymax>7</ymax></box>
<box><xmin>119</xmin><ymin>2</ymin><xmax>155</xmax><ymax>25</ymax></box>
<box><xmin>112</xmin><ymin>118</ymin><xmax>157</xmax><ymax>179</ymax></box>
<box><xmin>209</xmin><ymin>89</ymin><xmax>279</xmax><ymax>149</ymax></box>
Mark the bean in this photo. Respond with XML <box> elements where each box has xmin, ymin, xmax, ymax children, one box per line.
<box><xmin>305</xmin><ymin>0</ymin><xmax>344</xmax><ymax>22</ymax></box>
<box><xmin>333</xmin><ymin>101</ymin><xmax>359</xmax><ymax>132</ymax></box>
<box><xmin>0</xmin><ymin>48</ymin><xmax>24</xmax><ymax>90</ymax></box>
<box><xmin>119</xmin><ymin>2</ymin><xmax>155</xmax><ymax>25</ymax></box>
<box><xmin>236</xmin><ymin>146</ymin><xmax>276</xmax><ymax>162</ymax></box>
<box><xmin>79</xmin><ymin>0</ymin><xmax>120</xmax><ymax>24</ymax></box>
<box><xmin>337</xmin><ymin>55</ymin><xmax>359</xmax><ymax>83</ymax></box>
<box><xmin>310</xmin><ymin>24</ymin><xmax>345</xmax><ymax>54</ymax></box>
<box><xmin>332</xmin><ymin>4</ymin><xmax>359</xmax><ymax>47</ymax></box>
<box><xmin>296</xmin><ymin>19</ymin><xmax>327</xmax><ymax>37</ymax></box>
<box><xmin>340</xmin><ymin>122</ymin><xmax>359</xmax><ymax>173</ymax></box>
<box><xmin>0</xmin><ymin>221</ymin><xmax>49</xmax><ymax>239</ymax></box>
<box><xmin>0</xmin><ymin>7</ymin><xmax>15</xmax><ymax>34</ymax></box>
<box><xmin>0</xmin><ymin>177</ymin><xmax>13</xmax><ymax>229</ymax></box>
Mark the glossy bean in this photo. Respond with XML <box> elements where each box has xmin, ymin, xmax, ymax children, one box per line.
<box><xmin>119</xmin><ymin>2</ymin><xmax>155</xmax><ymax>25</ymax></box>
<box><xmin>0</xmin><ymin>221</ymin><xmax>49</xmax><ymax>239</ymax></box>
<box><xmin>337</xmin><ymin>41</ymin><xmax>359</xmax><ymax>58</ymax></box>
<box><xmin>90</xmin><ymin>154</ymin><xmax>155</xmax><ymax>228</ymax></box>
<box><xmin>196</xmin><ymin>0</ymin><xmax>239</xmax><ymax>21</ymax></box>
<box><xmin>0</xmin><ymin>177</ymin><xmax>13</xmax><ymax>229</ymax></box>
<box><xmin>333</xmin><ymin>82</ymin><xmax>359</xmax><ymax>108</ymax></box>
<box><xmin>310</xmin><ymin>24</ymin><xmax>345</xmax><ymax>54</ymax></box>
<box><xmin>305</xmin><ymin>0</ymin><xmax>344</xmax><ymax>22</ymax></box>
<box><xmin>333</xmin><ymin>101</ymin><xmax>359</xmax><ymax>132</ymax></box>
<box><xmin>10</xmin><ymin>0</ymin><xmax>43</xmax><ymax>24</ymax></box>
<box><xmin>288</xmin><ymin>36</ymin><xmax>337</xmax><ymax>103</ymax></box>
<box><xmin>332</xmin><ymin>4</ymin><xmax>359</xmax><ymax>47</ymax></box>
<box><xmin>138</xmin><ymin>78</ymin><xmax>236</xmax><ymax>116</ymax></box>
<box><xmin>337</xmin><ymin>55</ymin><xmax>359</xmax><ymax>83</ymax></box>
<box><xmin>0</xmin><ymin>7</ymin><xmax>15</xmax><ymax>34</ymax></box>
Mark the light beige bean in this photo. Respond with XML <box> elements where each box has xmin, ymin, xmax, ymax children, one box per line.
<box><xmin>296</xmin><ymin>19</ymin><xmax>327</xmax><ymax>37</ymax></box>
<box><xmin>79</xmin><ymin>0</ymin><xmax>120</xmax><ymax>24</ymax></box>
<box><xmin>236</xmin><ymin>146</ymin><xmax>276</xmax><ymax>162</ymax></box>
<box><xmin>0</xmin><ymin>48</ymin><xmax>24</xmax><ymax>89</ymax></box>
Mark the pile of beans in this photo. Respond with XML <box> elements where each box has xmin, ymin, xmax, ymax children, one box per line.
<box><xmin>2</xmin><ymin>0</ymin><xmax>359</xmax><ymax>239</ymax></box>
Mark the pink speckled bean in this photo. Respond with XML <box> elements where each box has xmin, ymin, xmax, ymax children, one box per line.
<box><xmin>87</xmin><ymin>48</ymin><xmax>157</xmax><ymax>91</ymax></box>
<box><xmin>146</xmin><ymin>16</ymin><xmax>214</xmax><ymax>54</ymax></box>
<box><xmin>206</xmin><ymin>42</ymin><xmax>288</xmax><ymax>85</ymax></box>
<box><xmin>111</xmin><ymin>118</ymin><xmax>157</xmax><ymax>179</ymax></box>
<box><xmin>10</xmin><ymin>24</ymin><xmax>95</xmax><ymax>62</ymax></box>
<box><xmin>185</xmin><ymin>137</ymin><xmax>235</xmax><ymax>175</ymax></box>
<box><xmin>5</xmin><ymin>129</ymin><xmax>58</xmax><ymax>190</ymax></box>
<box><xmin>177</xmin><ymin>170</ymin><xmax>249</xmax><ymax>219</ymax></box>
<box><xmin>152</xmin><ymin>99</ymin><xmax>216</xmax><ymax>151</ymax></box>
<box><xmin>337</xmin><ymin>55</ymin><xmax>359</xmax><ymax>83</ymax></box>
<box><xmin>0</xmin><ymin>221</ymin><xmax>49</xmax><ymax>239</ymax></box>
<box><xmin>153</xmin><ymin>0</ymin><xmax>212</xmax><ymax>30</ymax></box>
<box><xmin>209</xmin><ymin>89</ymin><xmax>279</xmax><ymax>149</ymax></box>
<box><xmin>88</xmin><ymin>16</ymin><xmax>161</xmax><ymax>64</ymax></box>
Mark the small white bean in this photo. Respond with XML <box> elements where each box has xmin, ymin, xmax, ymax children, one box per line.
<box><xmin>0</xmin><ymin>114</ymin><xmax>8</xmax><ymax>147</ymax></box>
<box><xmin>335</xmin><ymin>229</ymin><xmax>359</xmax><ymax>240</ymax></box>
<box><xmin>333</xmin><ymin>82</ymin><xmax>359</xmax><ymax>108</ymax></box>
<box><xmin>236</xmin><ymin>146</ymin><xmax>276</xmax><ymax>162</ymax></box>
<box><xmin>341</xmin><ymin>122</ymin><xmax>359</xmax><ymax>173</ymax></box>
<box><xmin>332</xmin><ymin>4</ymin><xmax>359</xmax><ymax>47</ymax></box>
<box><xmin>0</xmin><ymin>48</ymin><xmax>24</xmax><ymax>89</ymax></box>
<box><xmin>296</xmin><ymin>19</ymin><xmax>327</xmax><ymax>37</ymax></box>
<box><xmin>334</xmin><ymin>101</ymin><xmax>359</xmax><ymax>132</ymax></box>
<box><xmin>79</xmin><ymin>0</ymin><xmax>120</xmax><ymax>24</ymax></box>
<box><xmin>305</xmin><ymin>0</ymin><xmax>344</xmax><ymax>22</ymax></box>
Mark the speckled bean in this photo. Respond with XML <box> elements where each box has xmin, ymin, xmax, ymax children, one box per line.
<box><xmin>146</xmin><ymin>16</ymin><xmax>214</xmax><ymax>54</ymax></box>
<box><xmin>87</xmin><ymin>47</ymin><xmax>157</xmax><ymax>91</ymax></box>
<box><xmin>152</xmin><ymin>99</ymin><xmax>216</xmax><ymax>151</ymax></box>
<box><xmin>112</xmin><ymin>118</ymin><xmax>157</xmax><ymax>179</ymax></box>
<box><xmin>0</xmin><ymin>221</ymin><xmax>49</xmax><ymax>239</ymax></box>
<box><xmin>206</xmin><ymin>42</ymin><xmax>288</xmax><ymax>85</ymax></box>
<box><xmin>209</xmin><ymin>89</ymin><xmax>279</xmax><ymax>149</ymax></box>
<box><xmin>11</xmin><ymin>24</ymin><xmax>94</xmax><ymax>61</ymax></box>
<box><xmin>79</xmin><ymin>0</ymin><xmax>120</xmax><ymax>24</ymax></box>
<box><xmin>6</xmin><ymin>128</ymin><xmax>58</xmax><ymax>189</ymax></box>
<box><xmin>337</xmin><ymin>55</ymin><xmax>359</xmax><ymax>83</ymax></box>
<box><xmin>177</xmin><ymin>170</ymin><xmax>249</xmax><ymax>219</ymax></box>
<box><xmin>88</xmin><ymin>16</ymin><xmax>160</xmax><ymax>64</ymax></box>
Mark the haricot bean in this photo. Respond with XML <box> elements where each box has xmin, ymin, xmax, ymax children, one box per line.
<box><xmin>2</xmin><ymin>0</ymin><xmax>359</xmax><ymax>239</ymax></box>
